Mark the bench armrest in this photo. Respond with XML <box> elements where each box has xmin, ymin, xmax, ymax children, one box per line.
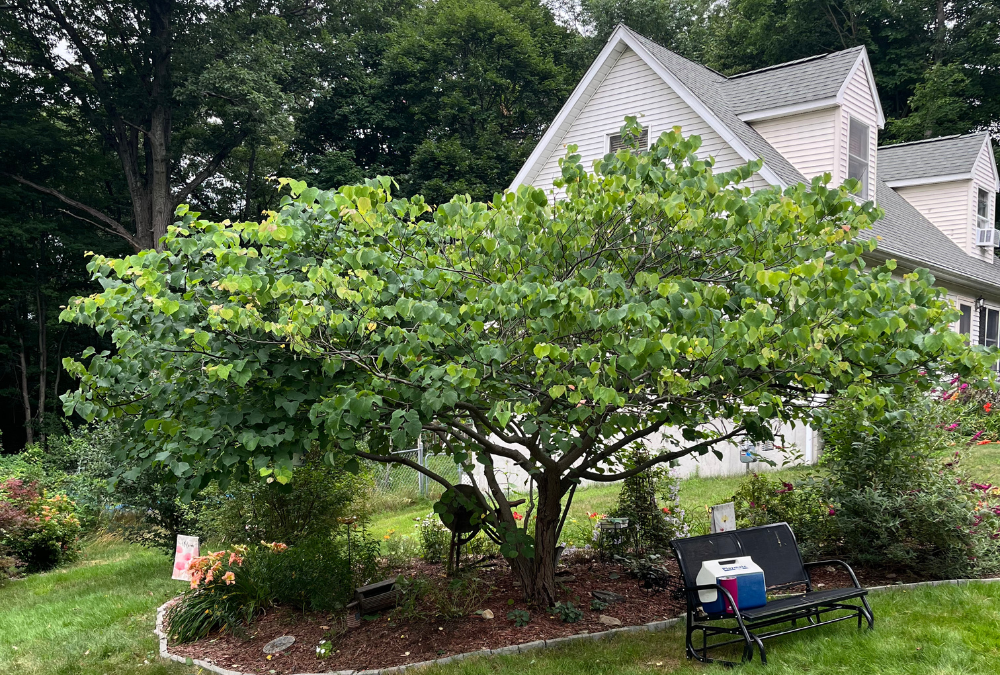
<box><xmin>803</xmin><ymin>559</ymin><xmax>864</xmax><ymax>589</ymax></box>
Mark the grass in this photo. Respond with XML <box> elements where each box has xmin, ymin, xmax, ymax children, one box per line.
<box><xmin>424</xmin><ymin>582</ymin><xmax>1000</xmax><ymax>675</ymax></box>
<box><xmin>958</xmin><ymin>442</ymin><xmax>1000</xmax><ymax>484</ymax></box>
<box><xmin>0</xmin><ymin>536</ymin><xmax>187</xmax><ymax>675</ymax></box>
<box><xmin>369</xmin><ymin>466</ymin><xmax>808</xmax><ymax>544</ymax></box>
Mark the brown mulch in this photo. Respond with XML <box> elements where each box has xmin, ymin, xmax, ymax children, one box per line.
<box><xmin>169</xmin><ymin>553</ymin><xmax>686</xmax><ymax>674</ymax></box>
<box><xmin>167</xmin><ymin>554</ymin><xmax>932</xmax><ymax>674</ymax></box>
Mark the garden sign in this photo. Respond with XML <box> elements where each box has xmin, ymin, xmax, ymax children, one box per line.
<box><xmin>172</xmin><ymin>535</ymin><xmax>199</xmax><ymax>581</ymax></box>
<box><xmin>710</xmin><ymin>503</ymin><xmax>736</xmax><ymax>534</ymax></box>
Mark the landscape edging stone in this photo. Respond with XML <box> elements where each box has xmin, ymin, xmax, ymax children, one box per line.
<box><xmin>155</xmin><ymin>576</ymin><xmax>1000</xmax><ymax>675</ymax></box>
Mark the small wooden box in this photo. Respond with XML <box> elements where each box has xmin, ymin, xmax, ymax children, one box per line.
<box><xmin>355</xmin><ymin>577</ymin><xmax>401</xmax><ymax>614</ymax></box>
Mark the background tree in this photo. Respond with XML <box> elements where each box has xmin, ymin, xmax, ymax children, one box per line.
<box><xmin>296</xmin><ymin>0</ymin><xmax>583</xmax><ymax>203</ymax></box>
<box><xmin>60</xmin><ymin>125</ymin><xmax>992</xmax><ymax>604</ymax></box>
<box><xmin>0</xmin><ymin>0</ymin><xmax>351</xmax><ymax>251</ymax></box>
<box><xmin>0</xmin><ymin>64</ymin><xmax>129</xmax><ymax>449</ymax></box>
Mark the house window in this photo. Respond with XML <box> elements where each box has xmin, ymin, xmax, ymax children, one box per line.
<box><xmin>978</xmin><ymin>188</ymin><xmax>991</xmax><ymax>231</ymax></box>
<box><xmin>979</xmin><ymin>307</ymin><xmax>999</xmax><ymax>348</ymax></box>
<box><xmin>959</xmin><ymin>303</ymin><xmax>972</xmax><ymax>336</ymax></box>
<box><xmin>848</xmin><ymin>117</ymin><xmax>869</xmax><ymax>199</ymax></box>
<box><xmin>608</xmin><ymin>127</ymin><xmax>649</xmax><ymax>153</ymax></box>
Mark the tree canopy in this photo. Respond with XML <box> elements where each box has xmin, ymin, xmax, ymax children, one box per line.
<box><xmin>59</xmin><ymin>122</ymin><xmax>994</xmax><ymax>602</ymax></box>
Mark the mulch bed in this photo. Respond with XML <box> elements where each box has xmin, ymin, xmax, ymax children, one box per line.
<box><xmin>167</xmin><ymin>554</ymin><xmax>931</xmax><ymax>674</ymax></box>
<box><xmin>169</xmin><ymin>553</ymin><xmax>687</xmax><ymax>674</ymax></box>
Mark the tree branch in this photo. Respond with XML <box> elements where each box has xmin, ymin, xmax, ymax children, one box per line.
<box><xmin>171</xmin><ymin>130</ymin><xmax>250</xmax><ymax>209</ymax></box>
<box><xmin>7</xmin><ymin>174</ymin><xmax>138</xmax><ymax>248</ymax></box>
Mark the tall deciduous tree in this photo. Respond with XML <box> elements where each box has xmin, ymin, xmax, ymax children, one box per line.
<box><xmin>60</xmin><ymin>124</ymin><xmax>992</xmax><ymax>603</ymax></box>
<box><xmin>0</xmin><ymin>1</ymin><xmax>330</xmax><ymax>251</ymax></box>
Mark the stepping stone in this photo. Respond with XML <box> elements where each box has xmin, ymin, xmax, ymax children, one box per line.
<box><xmin>263</xmin><ymin>636</ymin><xmax>295</xmax><ymax>654</ymax></box>
<box><xmin>599</xmin><ymin>615</ymin><xmax>622</xmax><ymax>626</ymax></box>
<box><xmin>555</xmin><ymin>575</ymin><xmax>576</xmax><ymax>583</ymax></box>
<box><xmin>591</xmin><ymin>590</ymin><xmax>626</xmax><ymax>604</ymax></box>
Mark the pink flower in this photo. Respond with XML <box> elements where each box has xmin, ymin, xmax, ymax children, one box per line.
<box><xmin>512</xmin><ymin>512</ymin><xmax>523</xmax><ymax>521</ymax></box>
<box><xmin>223</xmin><ymin>571</ymin><xmax>235</xmax><ymax>585</ymax></box>
<box><xmin>828</xmin><ymin>507</ymin><xmax>836</xmax><ymax>516</ymax></box>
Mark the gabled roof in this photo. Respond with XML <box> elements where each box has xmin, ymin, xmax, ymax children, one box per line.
<box><xmin>512</xmin><ymin>25</ymin><xmax>1000</xmax><ymax>294</ymax></box>
<box><xmin>878</xmin><ymin>133</ymin><xmax>999</xmax><ymax>189</ymax></box>
<box><xmin>871</xmin><ymin>179</ymin><xmax>1000</xmax><ymax>288</ymax></box>
<box><xmin>722</xmin><ymin>47</ymin><xmax>875</xmax><ymax>121</ymax></box>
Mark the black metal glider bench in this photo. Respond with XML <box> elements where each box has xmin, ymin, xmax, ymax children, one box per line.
<box><xmin>671</xmin><ymin>523</ymin><xmax>873</xmax><ymax>665</ymax></box>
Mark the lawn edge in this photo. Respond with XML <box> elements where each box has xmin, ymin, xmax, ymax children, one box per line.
<box><xmin>155</xmin><ymin>577</ymin><xmax>1000</xmax><ymax>675</ymax></box>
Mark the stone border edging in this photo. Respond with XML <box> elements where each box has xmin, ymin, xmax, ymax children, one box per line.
<box><xmin>155</xmin><ymin>576</ymin><xmax>1000</xmax><ymax>675</ymax></box>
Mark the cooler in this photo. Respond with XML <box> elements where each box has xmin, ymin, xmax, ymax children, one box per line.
<box><xmin>696</xmin><ymin>556</ymin><xmax>766</xmax><ymax>615</ymax></box>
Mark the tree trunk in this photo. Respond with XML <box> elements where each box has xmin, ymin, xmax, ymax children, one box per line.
<box><xmin>507</xmin><ymin>471</ymin><xmax>564</xmax><ymax>607</ymax></box>
<box><xmin>18</xmin><ymin>336</ymin><xmax>34</xmax><ymax>447</ymax></box>
<box><xmin>35</xmin><ymin>286</ymin><xmax>47</xmax><ymax>445</ymax></box>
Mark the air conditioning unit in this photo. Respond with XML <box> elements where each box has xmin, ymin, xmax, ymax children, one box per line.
<box><xmin>976</xmin><ymin>227</ymin><xmax>997</xmax><ymax>247</ymax></box>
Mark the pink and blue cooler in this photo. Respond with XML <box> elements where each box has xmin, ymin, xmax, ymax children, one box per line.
<box><xmin>697</xmin><ymin>557</ymin><xmax>766</xmax><ymax>615</ymax></box>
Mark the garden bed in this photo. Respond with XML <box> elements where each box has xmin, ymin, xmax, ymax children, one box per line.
<box><xmin>166</xmin><ymin>553</ymin><xmax>924</xmax><ymax>674</ymax></box>
<box><xmin>168</xmin><ymin>553</ymin><xmax>686</xmax><ymax>673</ymax></box>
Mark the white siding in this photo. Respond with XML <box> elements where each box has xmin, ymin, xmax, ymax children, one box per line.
<box><xmin>750</xmin><ymin>107</ymin><xmax>837</xmax><ymax>182</ymax></box>
<box><xmin>529</xmin><ymin>48</ymin><xmax>770</xmax><ymax>194</ymax></box>
<box><xmin>895</xmin><ymin>181</ymin><xmax>973</xmax><ymax>252</ymax></box>
<box><xmin>836</xmin><ymin>58</ymin><xmax>879</xmax><ymax>197</ymax></box>
<box><xmin>971</xmin><ymin>141</ymin><xmax>998</xmax><ymax>264</ymax></box>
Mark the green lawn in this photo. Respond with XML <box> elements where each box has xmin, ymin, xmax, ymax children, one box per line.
<box><xmin>958</xmin><ymin>442</ymin><xmax>1000</xmax><ymax>485</ymax></box>
<box><xmin>426</xmin><ymin>582</ymin><xmax>1000</xmax><ymax>675</ymax></box>
<box><xmin>6</xmin><ymin>458</ymin><xmax>1000</xmax><ymax>675</ymax></box>
<box><xmin>0</xmin><ymin>537</ymin><xmax>187</xmax><ymax>675</ymax></box>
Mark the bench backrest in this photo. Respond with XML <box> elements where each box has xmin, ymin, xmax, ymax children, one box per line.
<box><xmin>671</xmin><ymin>523</ymin><xmax>809</xmax><ymax>609</ymax></box>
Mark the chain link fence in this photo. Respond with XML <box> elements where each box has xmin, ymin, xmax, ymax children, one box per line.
<box><xmin>362</xmin><ymin>440</ymin><xmax>463</xmax><ymax>509</ymax></box>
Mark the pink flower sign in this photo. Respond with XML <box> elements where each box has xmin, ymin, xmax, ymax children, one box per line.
<box><xmin>171</xmin><ymin>534</ymin><xmax>200</xmax><ymax>581</ymax></box>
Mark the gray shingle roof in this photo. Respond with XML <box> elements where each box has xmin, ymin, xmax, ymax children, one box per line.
<box><xmin>878</xmin><ymin>133</ymin><xmax>988</xmax><ymax>183</ymax></box>
<box><xmin>722</xmin><ymin>47</ymin><xmax>864</xmax><ymax>116</ymax></box>
<box><xmin>871</xmin><ymin>178</ymin><xmax>1000</xmax><ymax>287</ymax></box>
<box><xmin>625</xmin><ymin>28</ymin><xmax>808</xmax><ymax>190</ymax></box>
<box><xmin>623</xmin><ymin>26</ymin><xmax>999</xmax><ymax>292</ymax></box>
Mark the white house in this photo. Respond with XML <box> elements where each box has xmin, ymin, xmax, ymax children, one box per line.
<box><xmin>500</xmin><ymin>24</ymin><xmax>1000</xmax><ymax>480</ymax></box>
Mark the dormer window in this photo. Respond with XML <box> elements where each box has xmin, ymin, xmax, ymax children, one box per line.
<box><xmin>848</xmin><ymin>117</ymin><xmax>869</xmax><ymax>198</ymax></box>
<box><xmin>979</xmin><ymin>189</ymin><xmax>991</xmax><ymax>230</ymax></box>
<box><xmin>608</xmin><ymin>127</ymin><xmax>649</xmax><ymax>153</ymax></box>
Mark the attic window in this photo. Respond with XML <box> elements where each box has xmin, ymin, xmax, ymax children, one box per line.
<box><xmin>608</xmin><ymin>127</ymin><xmax>649</xmax><ymax>153</ymax></box>
<box><xmin>978</xmin><ymin>188</ymin><xmax>991</xmax><ymax>231</ymax></box>
<box><xmin>847</xmin><ymin>117</ymin><xmax>869</xmax><ymax>199</ymax></box>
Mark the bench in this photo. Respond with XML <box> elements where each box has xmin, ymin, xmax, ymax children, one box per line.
<box><xmin>671</xmin><ymin>522</ymin><xmax>873</xmax><ymax>665</ymax></box>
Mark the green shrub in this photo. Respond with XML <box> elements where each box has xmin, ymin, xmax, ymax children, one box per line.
<box><xmin>733</xmin><ymin>472</ymin><xmax>839</xmax><ymax>559</ymax></box>
<box><xmin>196</xmin><ymin>452</ymin><xmax>370</xmax><ymax>546</ymax></box>
<box><xmin>417</xmin><ymin>513</ymin><xmax>450</xmax><ymax>562</ymax></box>
<box><xmin>733</xmin><ymin>393</ymin><xmax>1000</xmax><ymax>579</ymax></box>
<box><xmin>167</xmin><ymin>531</ymin><xmax>382</xmax><ymax>643</ymax></box>
<box><xmin>382</xmin><ymin>529</ymin><xmax>421</xmax><ymax>568</ymax></box>
<box><xmin>0</xmin><ymin>479</ymin><xmax>81</xmax><ymax>573</ymax></box>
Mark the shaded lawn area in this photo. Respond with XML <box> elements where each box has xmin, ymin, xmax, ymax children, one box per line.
<box><xmin>426</xmin><ymin>582</ymin><xmax>1000</xmax><ymax>675</ymax></box>
<box><xmin>0</xmin><ymin>537</ymin><xmax>188</xmax><ymax>675</ymax></box>
<box><xmin>368</xmin><ymin>467</ymin><xmax>808</xmax><ymax>543</ymax></box>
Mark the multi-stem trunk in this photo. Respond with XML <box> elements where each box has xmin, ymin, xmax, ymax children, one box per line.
<box><xmin>505</xmin><ymin>471</ymin><xmax>565</xmax><ymax>607</ymax></box>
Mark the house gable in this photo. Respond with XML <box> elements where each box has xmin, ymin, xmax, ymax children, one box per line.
<box><xmin>524</xmin><ymin>47</ymin><xmax>769</xmax><ymax>193</ymax></box>
<box><xmin>750</xmin><ymin>107</ymin><xmax>837</xmax><ymax>182</ymax></box>
<box><xmin>510</xmin><ymin>26</ymin><xmax>782</xmax><ymax>192</ymax></box>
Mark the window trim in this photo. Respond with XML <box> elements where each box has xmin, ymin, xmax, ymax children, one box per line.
<box><xmin>977</xmin><ymin>188</ymin><xmax>991</xmax><ymax>232</ymax></box>
<box><xmin>959</xmin><ymin>303</ymin><xmax>972</xmax><ymax>337</ymax></box>
<box><xmin>607</xmin><ymin>126</ymin><xmax>651</xmax><ymax>154</ymax></box>
<box><xmin>847</xmin><ymin>116</ymin><xmax>870</xmax><ymax>199</ymax></box>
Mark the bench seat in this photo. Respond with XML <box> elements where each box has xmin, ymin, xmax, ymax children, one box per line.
<box><xmin>672</xmin><ymin>523</ymin><xmax>873</xmax><ymax>665</ymax></box>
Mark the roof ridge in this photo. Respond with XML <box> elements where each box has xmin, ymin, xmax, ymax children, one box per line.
<box><xmin>618</xmin><ymin>24</ymin><xmax>727</xmax><ymax>79</ymax></box>
<box><xmin>878</xmin><ymin>132</ymin><xmax>986</xmax><ymax>151</ymax></box>
<box><xmin>726</xmin><ymin>46</ymin><xmax>863</xmax><ymax>79</ymax></box>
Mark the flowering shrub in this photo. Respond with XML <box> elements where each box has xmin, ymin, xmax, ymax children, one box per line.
<box><xmin>417</xmin><ymin>513</ymin><xmax>451</xmax><ymax>562</ymax></box>
<box><xmin>0</xmin><ymin>479</ymin><xmax>81</xmax><ymax>573</ymax></box>
<box><xmin>167</xmin><ymin>532</ymin><xmax>381</xmax><ymax>643</ymax></box>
